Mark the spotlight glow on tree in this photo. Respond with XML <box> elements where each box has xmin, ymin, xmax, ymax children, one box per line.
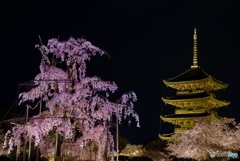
<box><xmin>3</xmin><ymin>37</ymin><xmax>140</xmax><ymax>160</ymax></box>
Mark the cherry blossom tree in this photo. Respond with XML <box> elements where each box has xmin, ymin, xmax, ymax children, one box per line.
<box><xmin>3</xmin><ymin>37</ymin><xmax>140</xmax><ymax>160</ymax></box>
<box><xmin>166</xmin><ymin>117</ymin><xmax>240</xmax><ymax>161</ymax></box>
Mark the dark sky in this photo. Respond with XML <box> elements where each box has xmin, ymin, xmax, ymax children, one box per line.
<box><xmin>1</xmin><ymin>0</ymin><xmax>240</xmax><ymax>145</ymax></box>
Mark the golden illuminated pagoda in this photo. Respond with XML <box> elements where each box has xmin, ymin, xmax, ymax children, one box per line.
<box><xmin>159</xmin><ymin>28</ymin><xmax>230</xmax><ymax>140</ymax></box>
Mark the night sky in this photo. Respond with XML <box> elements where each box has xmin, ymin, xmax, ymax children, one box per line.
<box><xmin>1</xmin><ymin>0</ymin><xmax>240</xmax><ymax>145</ymax></box>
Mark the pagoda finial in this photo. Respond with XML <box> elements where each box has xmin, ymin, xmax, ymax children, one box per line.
<box><xmin>191</xmin><ymin>28</ymin><xmax>198</xmax><ymax>68</ymax></box>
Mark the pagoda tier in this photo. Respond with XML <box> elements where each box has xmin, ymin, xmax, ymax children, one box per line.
<box><xmin>163</xmin><ymin>67</ymin><xmax>228</xmax><ymax>91</ymax></box>
<box><xmin>160</xmin><ymin>113</ymin><xmax>209</xmax><ymax>140</ymax></box>
<box><xmin>161</xmin><ymin>113</ymin><xmax>209</xmax><ymax>132</ymax></box>
<box><xmin>159</xmin><ymin>113</ymin><xmax>219</xmax><ymax>140</ymax></box>
<box><xmin>161</xmin><ymin>113</ymin><xmax>212</xmax><ymax>126</ymax></box>
<box><xmin>162</xmin><ymin>91</ymin><xmax>230</xmax><ymax>109</ymax></box>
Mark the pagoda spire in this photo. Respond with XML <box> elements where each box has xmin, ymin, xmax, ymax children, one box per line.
<box><xmin>191</xmin><ymin>28</ymin><xmax>198</xmax><ymax>68</ymax></box>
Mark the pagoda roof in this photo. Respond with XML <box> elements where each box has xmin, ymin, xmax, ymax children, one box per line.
<box><xmin>165</xmin><ymin>67</ymin><xmax>210</xmax><ymax>82</ymax></box>
<box><xmin>159</xmin><ymin>133</ymin><xmax>174</xmax><ymax>140</ymax></box>
<box><xmin>163</xmin><ymin>67</ymin><xmax>228</xmax><ymax>90</ymax></box>
<box><xmin>160</xmin><ymin>112</ymin><xmax>209</xmax><ymax>125</ymax></box>
<box><xmin>165</xmin><ymin>91</ymin><xmax>209</xmax><ymax>99</ymax></box>
<box><xmin>161</xmin><ymin>112</ymin><xmax>210</xmax><ymax>119</ymax></box>
<box><xmin>160</xmin><ymin>112</ymin><xmax>220</xmax><ymax>123</ymax></box>
<box><xmin>162</xmin><ymin>92</ymin><xmax>230</xmax><ymax>109</ymax></box>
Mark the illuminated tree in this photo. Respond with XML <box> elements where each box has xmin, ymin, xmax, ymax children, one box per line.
<box><xmin>143</xmin><ymin>139</ymin><xmax>169</xmax><ymax>161</ymax></box>
<box><xmin>166</xmin><ymin>117</ymin><xmax>240</xmax><ymax>160</ymax></box>
<box><xmin>120</xmin><ymin>144</ymin><xmax>144</xmax><ymax>157</ymax></box>
<box><xmin>120</xmin><ymin>143</ymin><xmax>169</xmax><ymax>161</ymax></box>
<box><xmin>3</xmin><ymin>37</ymin><xmax>140</xmax><ymax>160</ymax></box>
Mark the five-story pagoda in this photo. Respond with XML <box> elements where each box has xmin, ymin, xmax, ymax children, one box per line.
<box><xmin>159</xmin><ymin>28</ymin><xmax>230</xmax><ymax>140</ymax></box>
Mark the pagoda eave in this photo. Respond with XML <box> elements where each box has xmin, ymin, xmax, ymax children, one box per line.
<box><xmin>161</xmin><ymin>114</ymin><xmax>207</xmax><ymax>120</ymax></box>
<box><xmin>159</xmin><ymin>133</ymin><xmax>174</xmax><ymax>140</ymax></box>
<box><xmin>163</xmin><ymin>77</ymin><xmax>228</xmax><ymax>91</ymax></box>
<box><xmin>162</xmin><ymin>96</ymin><xmax>230</xmax><ymax>109</ymax></box>
<box><xmin>160</xmin><ymin>113</ymin><xmax>220</xmax><ymax>124</ymax></box>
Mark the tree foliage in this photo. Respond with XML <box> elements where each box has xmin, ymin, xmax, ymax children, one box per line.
<box><xmin>166</xmin><ymin>117</ymin><xmax>240</xmax><ymax>161</ymax></box>
<box><xmin>3</xmin><ymin>37</ymin><xmax>140</xmax><ymax>160</ymax></box>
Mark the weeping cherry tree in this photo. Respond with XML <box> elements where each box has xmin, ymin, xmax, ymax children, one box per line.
<box><xmin>3</xmin><ymin>37</ymin><xmax>140</xmax><ymax>160</ymax></box>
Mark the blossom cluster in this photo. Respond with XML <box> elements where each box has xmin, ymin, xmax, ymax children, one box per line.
<box><xmin>166</xmin><ymin>117</ymin><xmax>240</xmax><ymax>160</ymax></box>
